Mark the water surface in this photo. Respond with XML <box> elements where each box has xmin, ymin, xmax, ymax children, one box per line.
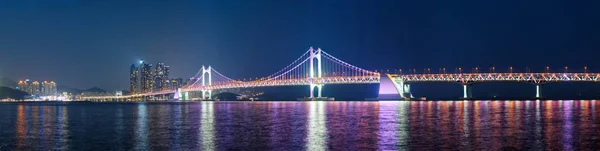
<box><xmin>0</xmin><ymin>100</ymin><xmax>598</xmax><ymax>150</ymax></box>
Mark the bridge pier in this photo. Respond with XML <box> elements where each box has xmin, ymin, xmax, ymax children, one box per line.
<box><xmin>462</xmin><ymin>84</ymin><xmax>473</xmax><ymax>99</ymax></box>
<box><xmin>401</xmin><ymin>83</ymin><xmax>413</xmax><ymax>99</ymax></box>
<box><xmin>202</xmin><ymin>90</ymin><xmax>212</xmax><ymax>100</ymax></box>
<box><xmin>310</xmin><ymin>84</ymin><xmax>323</xmax><ymax>98</ymax></box>
<box><xmin>536</xmin><ymin>84</ymin><xmax>543</xmax><ymax>99</ymax></box>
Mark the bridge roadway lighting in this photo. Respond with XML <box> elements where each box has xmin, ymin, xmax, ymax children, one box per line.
<box><xmin>565</xmin><ymin>66</ymin><xmax>568</xmax><ymax>73</ymax></box>
<box><xmin>585</xmin><ymin>66</ymin><xmax>588</xmax><ymax>73</ymax></box>
<box><xmin>546</xmin><ymin>66</ymin><xmax>550</xmax><ymax>73</ymax></box>
<box><xmin>509</xmin><ymin>66</ymin><xmax>513</xmax><ymax>73</ymax></box>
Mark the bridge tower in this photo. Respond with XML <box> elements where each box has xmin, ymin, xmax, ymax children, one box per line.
<box><xmin>309</xmin><ymin>47</ymin><xmax>323</xmax><ymax>98</ymax></box>
<box><xmin>201</xmin><ymin>66</ymin><xmax>212</xmax><ymax>100</ymax></box>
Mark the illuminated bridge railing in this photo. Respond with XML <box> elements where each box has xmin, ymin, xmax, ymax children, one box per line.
<box><xmin>82</xmin><ymin>89</ymin><xmax>176</xmax><ymax>99</ymax></box>
<box><xmin>393</xmin><ymin>73</ymin><xmax>600</xmax><ymax>83</ymax></box>
<box><xmin>182</xmin><ymin>76</ymin><xmax>380</xmax><ymax>91</ymax></box>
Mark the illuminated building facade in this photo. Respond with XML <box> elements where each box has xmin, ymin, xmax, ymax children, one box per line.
<box><xmin>140</xmin><ymin>63</ymin><xmax>153</xmax><ymax>92</ymax></box>
<box><xmin>18</xmin><ymin>79</ymin><xmax>56</xmax><ymax>96</ymax></box>
<box><xmin>134</xmin><ymin>60</ymin><xmax>172</xmax><ymax>92</ymax></box>
<box><xmin>17</xmin><ymin>80</ymin><xmax>30</xmax><ymax>94</ymax></box>
<box><xmin>167</xmin><ymin>78</ymin><xmax>183</xmax><ymax>90</ymax></box>
<box><xmin>164</xmin><ymin>66</ymin><xmax>170</xmax><ymax>89</ymax></box>
<box><xmin>130</xmin><ymin>64</ymin><xmax>139</xmax><ymax>93</ymax></box>
<box><xmin>31</xmin><ymin>81</ymin><xmax>40</xmax><ymax>96</ymax></box>
<box><xmin>42</xmin><ymin>81</ymin><xmax>57</xmax><ymax>96</ymax></box>
<box><xmin>154</xmin><ymin>62</ymin><xmax>167</xmax><ymax>90</ymax></box>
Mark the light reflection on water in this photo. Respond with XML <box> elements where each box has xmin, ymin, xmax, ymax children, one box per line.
<box><xmin>307</xmin><ymin>101</ymin><xmax>327</xmax><ymax>151</ymax></box>
<box><xmin>134</xmin><ymin>103</ymin><xmax>148</xmax><ymax>150</ymax></box>
<box><xmin>0</xmin><ymin>100</ymin><xmax>599</xmax><ymax>150</ymax></box>
<box><xmin>200</xmin><ymin>101</ymin><xmax>215</xmax><ymax>150</ymax></box>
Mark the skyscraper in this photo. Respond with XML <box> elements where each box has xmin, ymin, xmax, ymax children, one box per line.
<box><xmin>130</xmin><ymin>64</ymin><xmax>139</xmax><ymax>93</ymax></box>
<box><xmin>31</xmin><ymin>81</ymin><xmax>40</xmax><ymax>96</ymax></box>
<box><xmin>140</xmin><ymin>63</ymin><xmax>153</xmax><ymax>92</ymax></box>
<box><xmin>164</xmin><ymin>66</ymin><xmax>170</xmax><ymax>89</ymax></box>
<box><xmin>154</xmin><ymin>62</ymin><xmax>166</xmax><ymax>90</ymax></box>
<box><xmin>18</xmin><ymin>80</ymin><xmax>29</xmax><ymax>94</ymax></box>
<box><xmin>42</xmin><ymin>81</ymin><xmax>57</xmax><ymax>96</ymax></box>
<box><xmin>168</xmin><ymin>78</ymin><xmax>183</xmax><ymax>90</ymax></box>
<box><xmin>51</xmin><ymin>81</ymin><xmax>57</xmax><ymax>95</ymax></box>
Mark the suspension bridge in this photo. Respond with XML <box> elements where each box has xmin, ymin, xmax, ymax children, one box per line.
<box><xmin>83</xmin><ymin>47</ymin><xmax>600</xmax><ymax>101</ymax></box>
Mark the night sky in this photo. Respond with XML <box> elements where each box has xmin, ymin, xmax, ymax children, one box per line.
<box><xmin>1</xmin><ymin>0</ymin><xmax>599</xmax><ymax>98</ymax></box>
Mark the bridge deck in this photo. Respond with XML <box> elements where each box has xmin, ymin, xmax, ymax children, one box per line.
<box><xmin>392</xmin><ymin>73</ymin><xmax>600</xmax><ymax>83</ymax></box>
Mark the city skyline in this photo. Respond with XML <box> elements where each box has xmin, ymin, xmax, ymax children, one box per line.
<box><xmin>129</xmin><ymin>60</ymin><xmax>181</xmax><ymax>94</ymax></box>
<box><xmin>17</xmin><ymin>79</ymin><xmax>57</xmax><ymax>96</ymax></box>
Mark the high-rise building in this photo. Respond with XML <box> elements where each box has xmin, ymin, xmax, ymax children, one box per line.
<box><xmin>167</xmin><ymin>78</ymin><xmax>183</xmax><ymax>90</ymax></box>
<box><xmin>164</xmin><ymin>66</ymin><xmax>170</xmax><ymax>89</ymax></box>
<box><xmin>140</xmin><ymin>63</ymin><xmax>153</xmax><ymax>92</ymax></box>
<box><xmin>130</xmin><ymin>64</ymin><xmax>139</xmax><ymax>93</ymax></box>
<box><xmin>31</xmin><ymin>81</ymin><xmax>40</xmax><ymax>96</ymax></box>
<box><xmin>42</xmin><ymin>81</ymin><xmax>57</xmax><ymax>96</ymax></box>
<box><xmin>18</xmin><ymin>80</ymin><xmax>30</xmax><ymax>94</ymax></box>
<box><xmin>154</xmin><ymin>62</ymin><xmax>166</xmax><ymax>90</ymax></box>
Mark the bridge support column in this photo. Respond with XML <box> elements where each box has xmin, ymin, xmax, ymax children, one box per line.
<box><xmin>402</xmin><ymin>83</ymin><xmax>413</xmax><ymax>98</ymax></box>
<box><xmin>202</xmin><ymin>90</ymin><xmax>212</xmax><ymax>100</ymax></box>
<box><xmin>208</xmin><ymin>90</ymin><xmax>212</xmax><ymax>100</ymax></box>
<box><xmin>310</xmin><ymin>84</ymin><xmax>323</xmax><ymax>98</ymax></box>
<box><xmin>462</xmin><ymin>84</ymin><xmax>473</xmax><ymax>99</ymax></box>
<box><xmin>184</xmin><ymin>92</ymin><xmax>189</xmax><ymax>100</ymax></box>
<box><xmin>536</xmin><ymin>84</ymin><xmax>543</xmax><ymax>99</ymax></box>
<box><xmin>317</xmin><ymin>85</ymin><xmax>322</xmax><ymax>98</ymax></box>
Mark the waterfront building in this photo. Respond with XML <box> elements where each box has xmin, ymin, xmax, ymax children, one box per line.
<box><xmin>31</xmin><ymin>81</ymin><xmax>40</xmax><ymax>96</ymax></box>
<box><xmin>42</xmin><ymin>81</ymin><xmax>57</xmax><ymax>96</ymax></box>
<box><xmin>17</xmin><ymin>80</ymin><xmax>30</xmax><ymax>94</ymax></box>
<box><xmin>140</xmin><ymin>63</ymin><xmax>153</xmax><ymax>92</ymax></box>
<box><xmin>130</xmin><ymin>64</ymin><xmax>139</xmax><ymax>93</ymax></box>
<box><xmin>154</xmin><ymin>62</ymin><xmax>166</xmax><ymax>90</ymax></box>
<box><xmin>164</xmin><ymin>66</ymin><xmax>170</xmax><ymax>89</ymax></box>
<box><xmin>166</xmin><ymin>78</ymin><xmax>183</xmax><ymax>90</ymax></box>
